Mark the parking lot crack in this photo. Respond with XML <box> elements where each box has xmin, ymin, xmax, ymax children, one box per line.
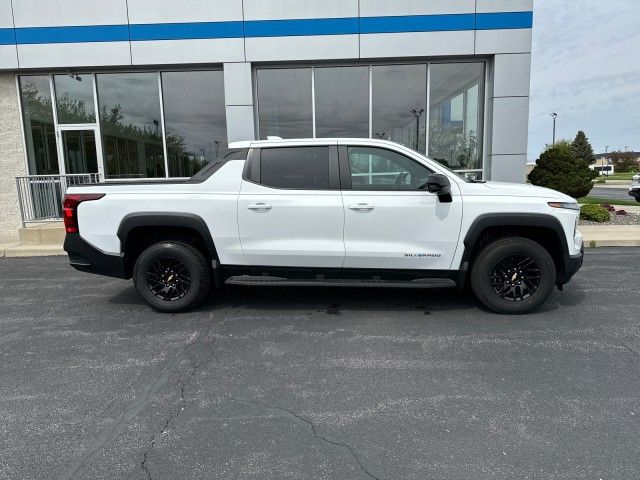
<box><xmin>60</xmin><ymin>313</ymin><xmax>232</xmax><ymax>480</ymax></box>
<box><xmin>139</xmin><ymin>315</ymin><xmax>228</xmax><ymax>479</ymax></box>
<box><xmin>232</xmin><ymin>396</ymin><xmax>381</xmax><ymax>480</ymax></box>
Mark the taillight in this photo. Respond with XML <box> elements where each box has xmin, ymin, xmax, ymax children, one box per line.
<box><xmin>63</xmin><ymin>193</ymin><xmax>105</xmax><ymax>233</ymax></box>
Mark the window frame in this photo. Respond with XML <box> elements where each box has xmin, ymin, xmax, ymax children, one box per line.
<box><xmin>243</xmin><ymin>146</ymin><xmax>340</xmax><ymax>191</ymax></box>
<box><xmin>338</xmin><ymin>145</ymin><xmax>434</xmax><ymax>192</ymax></box>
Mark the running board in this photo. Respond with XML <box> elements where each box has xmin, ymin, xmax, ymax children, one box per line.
<box><xmin>225</xmin><ymin>275</ymin><xmax>456</xmax><ymax>289</ymax></box>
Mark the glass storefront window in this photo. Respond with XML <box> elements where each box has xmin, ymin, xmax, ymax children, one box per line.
<box><xmin>54</xmin><ymin>74</ymin><xmax>96</xmax><ymax>124</ymax></box>
<box><xmin>19</xmin><ymin>76</ymin><xmax>59</xmax><ymax>175</ymax></box>
<box><xmin>97</xmin><ymin>72</ymin><xmax>165</xmax><ymax>179</ymax></box>
<box><xmin>162</xmin><ymin>71</ymin><xmax>227</xmax><ymax>177</ymax></box>
<box><xmin>314</xmin><ymin>66</ymin><xmax>369</xmax><ymax>138</ymax></box>
<box><xmin>372</xmin><ymin>64</ymin><xmax>427</xmax><ymax>152</ymax></box>
<box><xmin>257</xmin><ymin>68</ymin><xmax>313</xmax><ymax>139</ymax></box>
<box><xmin>428</xmin><ymin>63</ymin><xmax>484</xmax><ymax>172</ymax></box>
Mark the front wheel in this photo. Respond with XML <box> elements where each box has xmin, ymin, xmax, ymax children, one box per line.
<box><xmin>133</xmin><ymin>241</ymin><xmax>211</xmax><ymax>312</ymax></box>
<box><xmin>470</xmin><ymin>237</ymin><xmax>556</xmax><ymax>314</ymax></box>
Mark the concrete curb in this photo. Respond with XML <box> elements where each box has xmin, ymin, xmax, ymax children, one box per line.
<box><xmin>1</xmin><ymin>243</ymin><xmax>65</xmax><ymax>257</ymax></box>
<box><xmin>580</xmin><ymin>225</ymin><xmax>640</xmax><ymax>248</ymax></box>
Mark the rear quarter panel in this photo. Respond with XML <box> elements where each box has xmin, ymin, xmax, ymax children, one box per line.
<box><xmin>74</xmin><ymin>161</ymin><xmax>245</xmax><ymax>264</ymax></box>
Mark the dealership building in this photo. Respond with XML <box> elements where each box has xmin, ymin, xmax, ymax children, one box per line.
<box><xmin>0</xmin><ymin>0</ymin><xmax>533</xmax><ymax>244</ymax></box>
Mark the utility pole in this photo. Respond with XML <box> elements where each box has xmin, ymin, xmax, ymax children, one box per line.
<box><xmin>549</xmin><ymin>113</ymin><xmax>557</xmax><ymax>146</ymax></box>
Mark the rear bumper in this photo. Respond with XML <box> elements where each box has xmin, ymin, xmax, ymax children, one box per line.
<box><xmin>63</xmin><ymin>233</ymin><xmax>128</xmax><ymax>279</ymax></box>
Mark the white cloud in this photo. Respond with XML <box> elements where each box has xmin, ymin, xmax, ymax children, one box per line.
<box><xmin>528</xmin><ymin>0</ymin><xmax>640</xmax><ymax>159</ymax></box>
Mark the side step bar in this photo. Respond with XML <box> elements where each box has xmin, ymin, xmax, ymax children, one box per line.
<box><xmin>225</xmin><ymin>275</ymin><xmax>456</xmax><ymax>289</ymax></box>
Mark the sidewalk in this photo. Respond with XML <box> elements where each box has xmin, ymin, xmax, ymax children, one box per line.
<box><xmin>580</xmin><ymin>225</ymin><xmax>640</xmax><ymax>247</ymax></box>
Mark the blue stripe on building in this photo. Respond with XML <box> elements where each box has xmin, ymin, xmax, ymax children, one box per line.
<box><xmin>130</xmin><ymin>21</ymin><xmax>244</xmax><ymax>41</ymax></box>
<box><xmin>476</xmin><ymin>12</ymin><xmax>533</xmax><ymax>30</ymax></box>
<box><xmin>244</xmin><ymin>17</ymin><xmax>359</xmax><ymax>37</ymax></box>
<box><xmin>0</xmin><ymin>27</ymin><xmax>15</xmax><ymax>45</ymax></box>
<box><xmin>14</xmin><ymin>24</ymin><xmax>130</xmax><ymax>44</ymax></box>
<box><xmin>3</xmin><ymin>12</ymin><xmax>533</xmax><ymax>45</ymax></box>
<box><xmin>359</xmin><ymin>13</ymin><xmax>476</xmax><ymax>34</ymax></box>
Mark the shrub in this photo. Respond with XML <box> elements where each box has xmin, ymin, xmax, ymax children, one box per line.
<box><xmin>601</xmin><ymin>203</ymin><xmax>616</xmax><ymax>212</ymax></box>
<box><xmin>528</xmin><ymin>143</ymin><xmax>597</xmax><ymax>198</ymax></box>
<box><xmin>616</xmin><ymin>209</ymin><xmax>627</xmax><ymax>216</ymax></box>
<box><xmin>580</xmin><ymin>204</ymin><xmax>610</xmax><ymax>222</ymax></box>
<box><xmin>595</xmin><ymin>178</ymin><xmax>606</xmax><ymax>184</ymax></box>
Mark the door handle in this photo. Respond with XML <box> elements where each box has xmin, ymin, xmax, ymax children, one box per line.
<box><xmin>349</xmin><ymin>203</ymin><xmax>375</xmax><ymax>211</ymax></box>
<box><xmin>247</xmin><ymin>202</ymin><xmax>272</xmax><ymax>211</ymax></box>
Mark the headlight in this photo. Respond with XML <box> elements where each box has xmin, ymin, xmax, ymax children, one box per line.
<box><xmin>548</xmin><ymin>202</ymin><xmax>580</xmax><ymax>211</ymax></box>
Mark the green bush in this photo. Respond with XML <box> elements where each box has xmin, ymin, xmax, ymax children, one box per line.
<box><xmin>580</xmin><ymin>204</ymin><xmax>610</xmax><ymax>223</ymax></box>
<box><xmin>528</xmin><ymin>143</ymin><xmax>597</xmax><ymax>198</ymax></box>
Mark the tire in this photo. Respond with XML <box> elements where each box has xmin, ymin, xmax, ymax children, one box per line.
<box><xmin>470</xmin><ymin>236</ymin><xmax>556</xmax><ymax>314</ymax></box>
<box><xmin>133</xmin><ymin>241</ymin><xmax>210</xmax><ymax>313</ymax></box>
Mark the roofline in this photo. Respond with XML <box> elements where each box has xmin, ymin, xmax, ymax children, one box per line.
<box><xmin>228</xmin><ymin>138</ymin><xmax>413</xmax><ymax>149</ymax></box>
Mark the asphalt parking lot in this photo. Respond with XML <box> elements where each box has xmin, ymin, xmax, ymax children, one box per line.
<box><xmin>1</xmin><ymin>249</ymin><xmax>639</xmax><ymax>480</ymax></box>
<box><xmin>591</xmin><ymin>186</ymin><xmax>635</xmax><ymax>202</ymax></box>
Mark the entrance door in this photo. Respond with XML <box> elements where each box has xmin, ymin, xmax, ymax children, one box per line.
<box><xmin>58</xmin><ymin>126</ymin><xmax>103</xmax><ymax>178</ymax></box>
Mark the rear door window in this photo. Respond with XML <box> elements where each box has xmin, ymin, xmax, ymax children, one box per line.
<box><xmin>260</xmin><ymin>147</ymin><xmax>330</xmax><ymax>189</ymax></box>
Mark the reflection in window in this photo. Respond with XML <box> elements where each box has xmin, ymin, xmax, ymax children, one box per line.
<box><xmin>162</xmin><ymin>71</ymin><xmax>227</xmax><ymax>177</ymax></box>
<box><xmin>257</xmin><ymin>68</ymin><xmax>312</xmax><ymax>139</ymax></box>
<box><xmin>315</xmin><ymin>66</ymin><xmax>369</xmax><ymax>138</ymax></box>
<box><xmin>428</xmin><ymin>63</ymin><xmax>484</xmax><ymax>172</ymax></box>
<box><xmin>61</xmin><ymin>130</ymin><xmax>98</xmax><ymax>174</ymax></box>
<box><xmin>97</xmin><ymin>73</ymin><xmax>165</xmax><ymax>179</ymax></box>
<box><xmin>348</xmin><ymin>146</ymin><xmax>430</xmax><ymax>190</ymax></box>
<box><xmin>372</xmin><ymin>64</ymin><xmax>427</xmax><ymax>153</ymax></box>
<box><xmin>19</xmin><ymin>76</ymin><xmax>59</xmax><ymax>175</ymax></box>
<box><xmin>54</xmin><ymin>74</ymin><xmax>96</xmax><ymax>124</ymax></box>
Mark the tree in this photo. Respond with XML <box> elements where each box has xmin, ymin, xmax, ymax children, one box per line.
<box><xmin>528</xmin><ymin>143</ymin><xmax>597</xmax><ymax>198</ymax></box>
<box><xmin>571</xmin><ymin>131</ymin><xmax>595</xmax><ymax>165</ymax></box>
<box><xmin>609</xmin><ymin>151</ymin><xmax>638</xmax><ymax>173</ymax></box>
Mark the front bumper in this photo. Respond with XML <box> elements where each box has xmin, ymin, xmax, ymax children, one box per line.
<box><xmin>560</xmin><ymin>243</ymin><xmax>584</xmax><ymax>285</ymax></box>
<box><xmin>629</xmin><ymin>188</ymin><xmax>640</xmax><ymax>199</ymax></box>
<box><xmin>63</xmin><ymin>233</ymin><xmax>128</xmax><ymax>279</ymax></box>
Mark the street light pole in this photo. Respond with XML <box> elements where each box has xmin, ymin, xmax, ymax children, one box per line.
<box><xmin>411</xmin><ymin>108</ymin><xmax>424</xmax><ymax>151</ymax></box>
<box><xmin>549</xmin><ymin>113</ymin><xmax>557</xmax><ymax>146</ymax></box>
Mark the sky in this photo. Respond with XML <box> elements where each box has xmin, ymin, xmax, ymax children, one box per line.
<box><xmin>528</xmin><ymin>0</ymin><xmax>640</xmax><ymax>160</ymax></box>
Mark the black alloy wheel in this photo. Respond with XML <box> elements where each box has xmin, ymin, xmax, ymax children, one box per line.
<box><xmin>145</xmin><ymin>257</ymin><xmax>192</xmax><ymax>301</ymax></box>
<box><xmin>133</xmin><ymin>241</ymin><xmax>211</xmax><ymax>312</ymax></box>
<box><xmin>470</xmin><ymin>236</ymin><xmax>556</xmax><ymax>314</ymax></box>
<box><xmin>489</xmin><ymin>254</ymin><xmax>541</xmax><ymax>302</ymax></box>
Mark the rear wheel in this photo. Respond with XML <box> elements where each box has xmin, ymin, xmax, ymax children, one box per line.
<box><xmin>470</xmin><ymin>237</ymin><xmax>556</xmax><ymax>314</ymax></box>
<box><xmin>133</xmin><ymin>241</ymin><xmax>210</xmax><ymax>312</ymax></box>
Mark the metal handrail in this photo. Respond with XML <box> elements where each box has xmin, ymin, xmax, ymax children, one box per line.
<box><xmin>15</xmin><ymin>173</ymin><xmax>100</xmax><ymax>226</ymax></box>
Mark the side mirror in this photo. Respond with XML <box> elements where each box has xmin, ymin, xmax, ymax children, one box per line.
<box><xmin>424</xmin><ymin>173</ymin><xmax>452</xmax><ymax>202</ymax></box>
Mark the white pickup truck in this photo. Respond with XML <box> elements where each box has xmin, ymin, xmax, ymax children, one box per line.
<box><xmin>63</xmin><ymin>138</ymin><xmax>584</xmax><ymax>314</ymax></box>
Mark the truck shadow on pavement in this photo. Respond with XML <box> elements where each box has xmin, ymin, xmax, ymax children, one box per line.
<box><xmin>107</xmin><ymin>281</ymin><xmax>586</xmax><ymax>317</ymax></box>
